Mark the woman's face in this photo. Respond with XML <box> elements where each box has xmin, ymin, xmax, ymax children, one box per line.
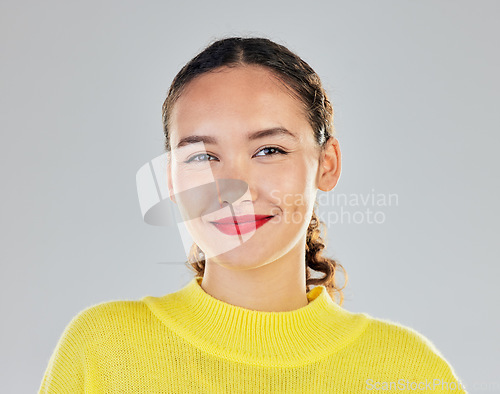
<box><xmin>167</xmin><ymin>64</ymin><xmax>327</xmax><ymax>269</ymax></box>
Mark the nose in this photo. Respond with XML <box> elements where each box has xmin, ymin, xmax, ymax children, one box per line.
<box><xmin>213</xmin><ymin>155</ymin><xmax>254</xmax><ymax>206</ymax></box>
<box><xmin>214</xmin><ymin>178</ymin><xmax>251</xmax><ymax>207</ymax></box>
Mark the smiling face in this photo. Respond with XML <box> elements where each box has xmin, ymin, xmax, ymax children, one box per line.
<box><xmin>167</xmin><ymin>64</ymin><xmax>333</xmax><ymax>270</ymax></box>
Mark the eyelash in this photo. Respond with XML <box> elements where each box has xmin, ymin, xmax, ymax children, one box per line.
<box><xmin>184</xmin><ymin>146</ymin><xmax>289</xmax><ymax>164</ymax></box>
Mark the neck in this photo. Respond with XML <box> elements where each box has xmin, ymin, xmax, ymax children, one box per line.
<box><xmin>201</xmin><ymin>243</ymin><xmax>308</xmax><ymax>312</ymax></box>
<box><xmin>142</xmin><ymin>275</ymin><xmax>370</xmax><ymax>367</ymax></box>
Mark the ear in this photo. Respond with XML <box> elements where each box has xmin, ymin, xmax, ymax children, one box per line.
<box><xmin>166</xmin><ymin>155</ymin><xmax>177</xmax><ymax>204</ymax></box>
<box><xmin>317</xmin><ymin>136</ymin><xmax>341</xmax><ymax>192</ymax></box>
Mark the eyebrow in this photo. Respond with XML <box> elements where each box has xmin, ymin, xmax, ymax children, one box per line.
<box><xmin>174</xmin><ymin>127</ymin><xmax>298</xmax><ymax>149</ymax></box>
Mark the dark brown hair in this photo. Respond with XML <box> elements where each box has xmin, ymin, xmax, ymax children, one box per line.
<box><xmin>161</xmin><ymin>36</ymin><xmax>347</xmax><ymax>305</ymax></box>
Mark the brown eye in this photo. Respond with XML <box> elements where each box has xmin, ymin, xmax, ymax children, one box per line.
<box><xmin>254</xmin><ymin>146</ymin><xmax>289</xmax><ymax>157</ymax></box>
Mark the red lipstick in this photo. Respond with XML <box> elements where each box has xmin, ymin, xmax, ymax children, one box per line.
<box><xmin>210</xmin><ymin>215</ymin><xmax>274</xmax><ymax>236</ymax></box>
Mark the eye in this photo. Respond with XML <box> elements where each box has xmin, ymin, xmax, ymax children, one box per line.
<box><xmin>184</xmin><ymin>152</ymin><xmax>215</xmax><ymax>163</ymax></box>
<box><xmin>254</xmin><ymin>146</ymin><xmax>289</xmax><ymax>158</ymax></box>
<box><xmin>184</xmin><ymin>146</ymin><xmax>289</xmax><ymax>164</ymax></box>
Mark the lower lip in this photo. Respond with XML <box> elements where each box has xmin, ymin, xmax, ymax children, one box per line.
<box><xmin>211</xmin><ymin>216</ymin><xmax>274</xmax><ymax>236</ymax></box>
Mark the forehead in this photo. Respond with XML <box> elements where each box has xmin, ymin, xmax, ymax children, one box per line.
<box><xmin>170</xmin><ymin>65</ymin><xmax>310</xmax><ymax>137</ymax></box>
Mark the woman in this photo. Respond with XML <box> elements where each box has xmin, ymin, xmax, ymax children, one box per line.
<box><xmin>40</xmin><ymin>36</ymin><xmax>467</xmax><ymax>393</ymax></box>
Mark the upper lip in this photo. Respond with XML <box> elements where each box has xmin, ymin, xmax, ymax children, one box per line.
<box><xmin>210</xmin><ymin>215</ymin><xmax>274</xmax><ymax>224</ymax></box>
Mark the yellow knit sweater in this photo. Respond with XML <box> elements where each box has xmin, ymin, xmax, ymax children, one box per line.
<box><xmin>39</xmin><ymin>277</ymin><xmax>467</xmax><ymax>393</ymax></box>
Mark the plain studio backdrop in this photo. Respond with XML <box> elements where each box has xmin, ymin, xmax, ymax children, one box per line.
<box><xmin>1</xmin><ymin>0</ymin><xmax>498</xmax><ymax>392</ymax></box>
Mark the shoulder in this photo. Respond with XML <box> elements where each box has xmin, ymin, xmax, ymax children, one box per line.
<box><xmin>68</xmin><ymin>298</ymin><xmax>145</xmax><ymax>323</ymax></box>
<box><xmin>360</xmin><ymin>315</ymin><xmax>450</xmax><ymax>362</ymax></box>
<box><xmin>364</xmin><ymin>316</ymin><xmax>446</xmax><ymax>355</ymax></box>
<box><xmin>357</xmin><ymin>314</ymin><xmax>465</xmax><ymax>385</ymax></box>
<box><xmin>57</xmin><ymin>298</ymin><xmax>151</xmax><ymax>346</ymax></box>
<box><xmin>40</xmin><ymin>299</ymin><xmax>150</xmax><ymax>393</ymax></box>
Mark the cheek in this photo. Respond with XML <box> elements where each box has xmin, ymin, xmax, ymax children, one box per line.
<box><xmin>270</xmin><ymin>179</ymin><xmax>311</xmax><ymax>217</ymax></box>
<box><xmin>273</xmin><ymin>166</ymin><xmax>310</xmax><ymax>200</ymax></box>
<box><xmin>273</xmin><ymin>164</ymin><xmax>318</xmax><ymax>226</ymax></box>
<box><xmin>173</xmin><ymin>167</ymin><xmax>214</xmax><ymax>193</ymax></box>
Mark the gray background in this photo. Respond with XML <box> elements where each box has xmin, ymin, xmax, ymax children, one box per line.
<box><xmin>1</xmin><ymin>0</ymin><xmax>498</xmax><ymax>392</ymax></box>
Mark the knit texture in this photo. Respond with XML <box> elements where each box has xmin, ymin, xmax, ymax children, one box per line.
<box><xmin>39</xmin><ymin>277</ymin><xmax>467</xmax><ymax>393</ymax></box>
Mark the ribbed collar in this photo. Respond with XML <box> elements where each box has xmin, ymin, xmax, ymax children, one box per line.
<box><xmin>142</xmin><ymin>277</ymin><xmax>370</xmax><ymax>367</ymax></box>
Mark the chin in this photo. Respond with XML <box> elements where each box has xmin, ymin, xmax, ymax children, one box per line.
<box><xmin>207</xmin><ymin>249</ymin><xmax>266</xmax><ymax>270</ymax></box>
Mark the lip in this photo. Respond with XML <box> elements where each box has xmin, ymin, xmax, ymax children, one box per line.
<box><xmin>210</xmin><ymin>215</ymin><xmax>275</xmax><ymax>236</ymax></box>
<box><xmin>211</xmin><ymin>215</ymin><xmax>274</xmax><ymax>224</ymax></box>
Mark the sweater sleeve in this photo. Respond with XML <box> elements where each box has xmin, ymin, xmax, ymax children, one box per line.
<box><xmin>361</xmin><ymin>318</ymin><xmax>468</xmax><ymax>393</ymax></box>
<box><xmin>38</xmin><ymin>309</ymin><xmax>93</xmax><ymax>393</ymax></box>
<box><xmin>392</xmin><ymin>321</ymin><xmax>468</xmax><ymax>393</ymax></box>
<box><xmin>429</xmin><ymin>355</ymin><xmax>468</xmax><ymax>393</ymax></box>
<box><xmin>418</xmin><ymin>336</ymin><xmax>468</xmax><ymax>393</ymax></box>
